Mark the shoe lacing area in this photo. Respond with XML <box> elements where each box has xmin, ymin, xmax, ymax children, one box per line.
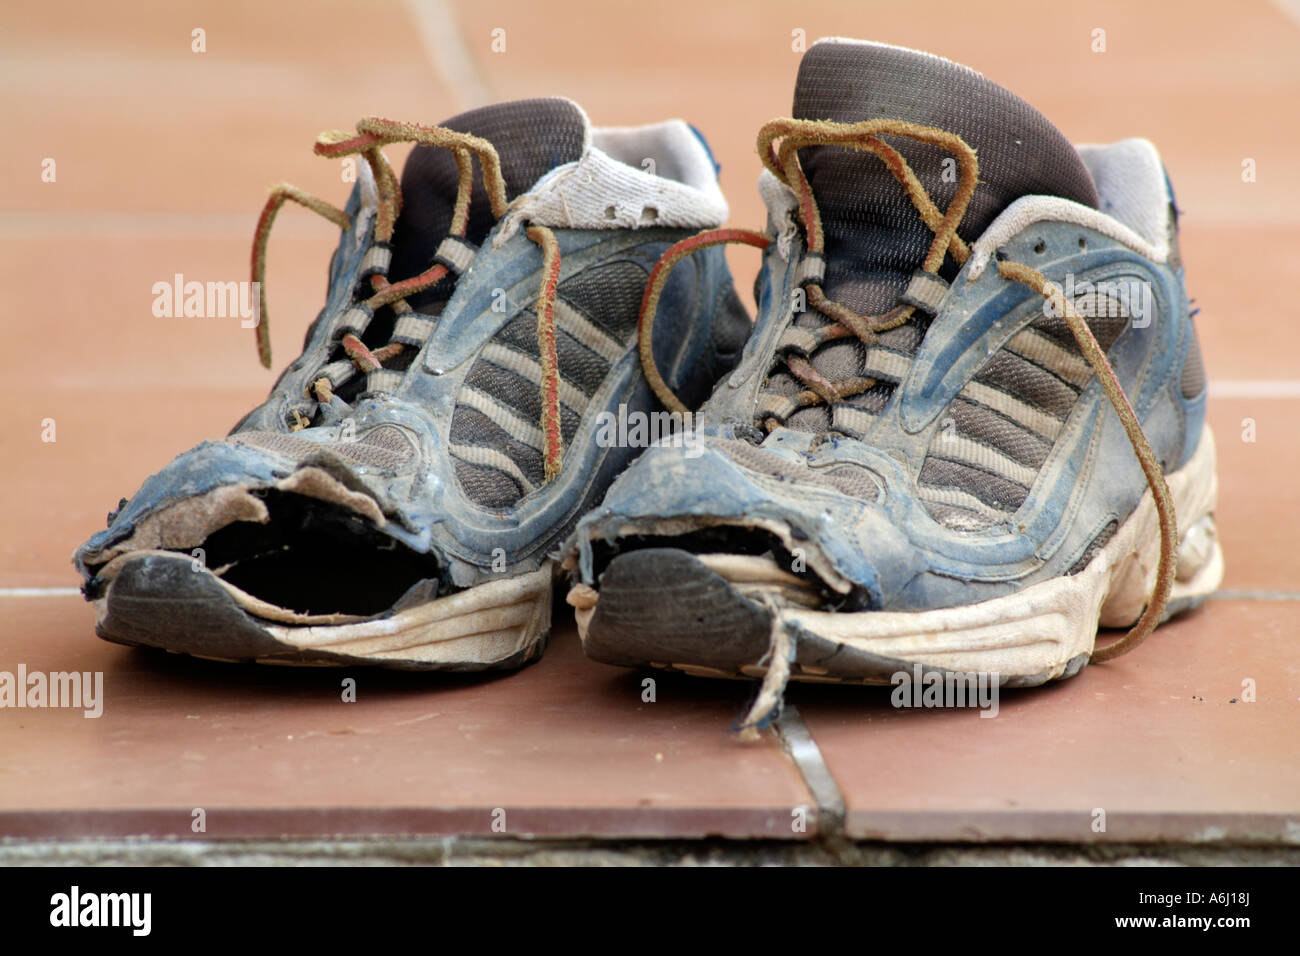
<box><xmin>252</xmin><ymin>117</ymin><xmax>567</xmax><ymax>482</ymax></box>
<box><xmin>94</xmin><ymin>120</ymin><xmax>572</xmax><ymax>619</ymax></box>
<box><xmin>634</xmin><ymin>118</ymin><xmax>1177</xmax><ymax>739</ymax></box>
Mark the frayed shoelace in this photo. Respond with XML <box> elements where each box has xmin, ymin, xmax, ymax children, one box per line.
<box><xmin>252</xmin><ymin>118</ymin><xmax>567</xmax><ymax>480</ymax></box>
<box><xmin>637</xmin><ymin>118</ymin><xmax>1177</xmax><ymax>739</ymax></box>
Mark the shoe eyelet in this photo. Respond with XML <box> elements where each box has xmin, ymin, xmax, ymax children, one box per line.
<box><xmin>1033</xmin><ymin>240</ymin><xmax>1046</xmax><ymax>255</ymax></box>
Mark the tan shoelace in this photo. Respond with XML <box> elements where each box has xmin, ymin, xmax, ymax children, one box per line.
<box><xmin>251</xmin><ymin>118</ymin><xmax>567</xmax><ymax>481</ymax></box>
<box><xmin>636</xmin><ymin>118</ymin><xmax>1177</xmax><ymax>736</ymax></box>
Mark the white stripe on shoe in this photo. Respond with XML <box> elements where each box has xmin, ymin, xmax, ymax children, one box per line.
<box><xmin>459</xmin><ymin>386</ymin><xmax>547</xmax><ymax>451</ymax></box>
<box><xmin>481</xmin><ymin>343</ymin><xmax>591</xmax><ymax>413</ymax></box>
<box><xmin>449</xmin><ymin>443</ymin><xmax>538</xmax><ymax>494</ymax></box>
<box><xmin>555</xmin><ymin>299</ymin><xmax>627</xmax><ymax>364</ymax></box>
<box><xmin>1005</xmin><ymin>327</ymin><xmax>1092</xmax><ymax>388</ymax></box>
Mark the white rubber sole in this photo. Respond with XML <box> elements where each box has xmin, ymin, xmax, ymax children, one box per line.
<box><xmin>93</xmin><ymin>553</ymin><xmax>553</xmax><ymax>670</ymax></box>
<box><xmin>257</xmin><ymin>567</ymin><xmax>553</xmax><ymax>667</ymax></box>
<box><xmin>573</xmin><ymin>425</ymin><xmax>1222</xmax><ymax>685</ymax></box>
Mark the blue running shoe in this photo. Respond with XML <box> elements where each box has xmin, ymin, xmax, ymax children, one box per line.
<box><xmin>564</xmin><ymin>41</ymin><xmax>1222</xmax><ymax>732</ymax></box>
<box><xmin>75</xmin><ymin>98</ymin><xmax>750</xmax><ymax>670</ymax></box>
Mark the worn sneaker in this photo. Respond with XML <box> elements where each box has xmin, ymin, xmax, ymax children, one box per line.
<box><xmin>563</xmin><ymin>40</ymin><xmax>1222</xmax><ymax>731</ymax></box>
<box><xmin>74</xmin><ymin>98</ymin><xmax>750</xmax><ymax>670</ymax></box>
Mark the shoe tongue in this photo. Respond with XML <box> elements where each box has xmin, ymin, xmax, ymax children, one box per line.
<box><xmin>792</xmin><ymin>40</ymin><xmax>1099</xmax><ymax>313</ymax></box>
<box><xmin>388</xmin><ymin>97</ymin><xmax>588</xmax><ymax>299</ymax></box>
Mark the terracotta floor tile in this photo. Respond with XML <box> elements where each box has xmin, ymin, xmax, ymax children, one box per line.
<box><xmin>1</xmin><ymin>235</ymin><xmax>340</xmax><ymax>585</ymax></box>
<box><xmin>1184</xmin><ymin>227</ymin><xmax>1300</xmax><ymax>383</ymax></box>
<box><xmin>451</xmin><ymin>0</ymin><xmax>1300</xmax><ymax>231</ymax></box>
<box><xmin>444</xmin><ymin>0</ymin><xmax>1300</xmax><ymax>319</ymax></box>
<box><xmin>0</xmin><ymin>233</ymin><xmax>361</xmax><ymax>586</ymax></box>
<box><xmin>3</xmin><ymin>237</ymin><xmax>342</xmax><ymax>390</ymax></box>
<box><xmin>0</xmin><ymin>386</ymin><xmax>265</xmax><ymax>587</ymax></box>
<box><xmin>2</xmin><ymin>0</ymin><xmax>1296</xmax><ymax>847</ymax></box>
<box><xmin>0</xmin><ymin>598</ymin><xmax>813</xmax><ymax>838</ymax></box>
<box><xmin>1205</xmin><ymin>399</ymin><xmax>1300</xmax><ymax>593</ymax></box>
<box><xmin>793</xmin><ymin>600</ymin><xmax>1299</xmax><ymax>842</ymax></box>
<box><xmin>0</xmin><ymin>0</ymin><xmax>445</xmax><ymax>214</ymax></box>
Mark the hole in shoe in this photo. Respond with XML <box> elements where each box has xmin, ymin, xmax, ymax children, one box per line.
<box><xmin>199</xmin><ymin>490</ymin><xmax>441</xmax><ymax>617</ymax></box>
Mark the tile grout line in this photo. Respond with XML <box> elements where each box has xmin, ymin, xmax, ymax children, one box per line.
<box><xmin>774</xmin><ymin>705</ymin><xmax>845</xmax><ymax>840</ymax></box>
<box><xmin>1270</xmin><ymin>0</ymin><xmax>1300</xmax><ymax>32</ymax></box>
<box><xmin>404</xmin><ymin>0</ymin><xmax>492</xmax><ymax>111</ymax></box>
<box><xmin>1207</xmin><ymin>381</ymin><xmax>1300</xmax><ymax>398</ymax></box>
<box><xmin>0</xmin><ymin>588</ymin><xmax>82</xmax><ymax>597</ymax></box>
<box><xmin>0</xmin><ymin>211</ymin><xmax>339</xmax><ymax>240</ymax></box>
<box><xmin>1209</xmin><ymin>588</ymin><xmax>1300</xmax><ymax>602</ymax></box>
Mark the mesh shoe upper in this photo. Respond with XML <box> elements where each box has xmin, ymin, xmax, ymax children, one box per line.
<box><xmin>448</xmin><ymin>258</ymin><xmax>651</xmax><ymax>507</ymax></box>
<box><xmin>753</xmin><ymin>40</ymin><xmax>1181</xmax><ymax>532</ymax></box>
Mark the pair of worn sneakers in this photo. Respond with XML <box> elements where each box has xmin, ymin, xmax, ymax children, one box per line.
<box><xmin>74</xmin><ymin>39</ymin><xmax>1222</xmax><ymax>735</ymax></box>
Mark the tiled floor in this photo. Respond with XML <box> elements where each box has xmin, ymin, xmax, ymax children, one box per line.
<box><xmin>794</xmin><ymin>599</ymin><xmax>1300</xmax><ymax>842</ymax></box>
<box><xmin>1</xmin><ymin>0</ymin><xmax>1297</xmax><ymax>846</ymax></box>
<box><xmin>0</xmin><ymin>597</ymin><xmax>811</xmax><ymax>839</ymax></box>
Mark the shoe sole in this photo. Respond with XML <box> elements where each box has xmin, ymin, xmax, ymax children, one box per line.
<box><xmin>570</xmin><ymin>425</ymin><xmax>1222</xmax><ymax>687</ymax></box>
<box><xmin>92</xmin><ymin>552</ymin><xmax>552</xmax><ymax>671</ymax></box>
